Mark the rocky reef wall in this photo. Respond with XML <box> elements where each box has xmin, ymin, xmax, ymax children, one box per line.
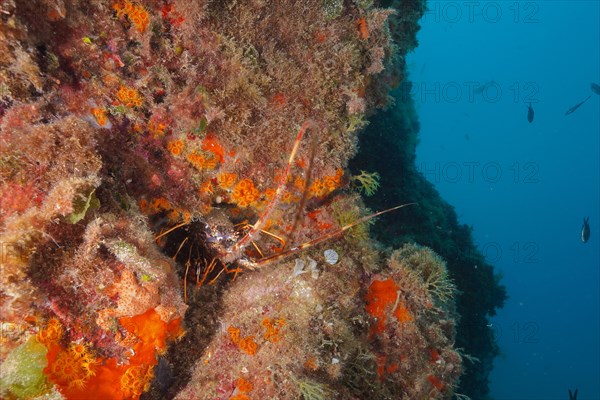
<box><xmin>349</xmin><ymin>81</ymin><xmax>508</xmax><ymax>399</ymax></box>
<box><xmin>0</xmin><ymin>0</ymin><xmax>500</xmax><ymax>399</ymax></box>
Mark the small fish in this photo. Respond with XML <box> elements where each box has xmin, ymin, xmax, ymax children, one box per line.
<box><xmin>569</xmin><ymin>389</ymin><xmax>578</xmax><ymax>400</ymax></box>
<box><xmin>527</xmin><ymin>103</ymin><xmax>534</xmax><ymax>123</ymax></box>
<box><xmin>565</xmin><ymin>95</ymin><xmax>591</xmax><ymax>115</ymax></box>
<box><xmin>591</xmin><ymin>82</ymin><xmax>600</xmax><ymax>95</ymax></box>
<box><xmin>581</xmin><ymin>217</ymin><xmax>590</xmax><ymax>243</ymax></box>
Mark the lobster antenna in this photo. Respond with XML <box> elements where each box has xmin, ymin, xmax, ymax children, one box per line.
<box><xmin>284</xmin><ymin>127</ymin><xmax>319</xmax><ymax>250</ymax></box>
<box><xmin>223</xmin><ymin>120</ymin><xmax>317</xmax><ymax>263</ymax></box>
<box><xmin>255</xmin><ymin>202</ymin><xmax>417</xmax><ymax>268</ymax></box>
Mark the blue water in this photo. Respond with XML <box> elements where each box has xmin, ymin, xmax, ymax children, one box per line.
<box><xmin>407</xmin><ymin>1</ymin><xmax>600</xmax><ymax>399</ymax></box>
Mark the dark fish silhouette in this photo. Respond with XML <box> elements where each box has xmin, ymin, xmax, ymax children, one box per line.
<box><xmin>565</xmin><ymin>95</ymin><xmax>591</xmax><ymax>115</ymax></box>
<box><xmin>527</xmin><ymin>103</ymin><xmax>534</xmax><ymax>123</ymax></box>
<box><xmin>569</xmin><ymin>389</ymin><xmax>578</xmax><ymax>400</ymax></box>
<box><xmin>591</xmin><ymin>82</ymin><xmax>600</xmax><ymax>95</ymax></box>
<box><xmin>581</xmin><ymin>217</ymin><xmax>590</xmax><ymax>243</ymax></box>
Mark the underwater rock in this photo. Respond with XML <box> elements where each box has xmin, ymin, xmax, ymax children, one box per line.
<box><xmin>349</xmin><ymin>81</ymin><xmax>507</xmax><ymax>398</ymax></box>
<box><xmin>0</xmin><ymin>0</ymin><xmax>492</xmax><ymax>399</ymax></box>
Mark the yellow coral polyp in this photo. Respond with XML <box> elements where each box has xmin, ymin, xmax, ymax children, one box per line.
<box><xmin>228</xmin><ymin>326</ymin><xmax>258</xmax><ymax>355</ymax></box>
<box><xmin>236</xmin><ymin>377</ymin><xmax>253</xmax><ymax>393</ymax></box>
<box><xmin>309</xmin><ymin>178</ymin><xmax>327</xmax><ymax>197</ymax></box>
<box><xmin>139</xmin><ymin>198</ymin><xmax>149</xmax><ymax>213</ymax></box>
<box><xmin>129</xmin><ymin>8</ymin><xmax>149</xmax><ymax>33</ymax></box>
<box><xmin>69</xmin><ymin>343</ymin><xmax>89</xmax><ymax>358</ymax></box>
<box><xmin>218</xmin><ymin>172</ymin><xmax>238</xmax><ymax>189</ymax></box>
<box><xmin>237</xmin><ymin>179</ymin><xmax>251</xmax><ymax>190</ymax></box>
<box><xmin>113</xmin><ymin>0</ymin><xmax>134</xmax><ymax>17</ymax></box>
<box><xmin>281</xmin><ymin>190</ymin><xmax>298</xmax><ymax>204</ymax></box>
<box><xmin>230</xmin><ymin>395</ymin><xmax>250</xmax><ymax>400</ymax></box>
<box><xmin>230</xmin><ymin>377</ymin><xmax>253</xmax><ymax>400</ymax></box>
<box><xmin>90</xmin><ymin>107</ymin><xmax>108</xmax><ymax>126</ymax></box>
<box><xmin>167</xmin><ymin>139</ymin><xmax>184</xmax><ymax>156</ymax></box>
<box><xmin>46</xmin><ymin>342</ymin><xmax>97</xmax><ymax>391</ymax></box>
<box><xmin>324</xmin><ymin>176</ymin><xmax>338</xmax><ymax>190</ymax></box>
<box><xmin>187</xmin><ymin>152</ymin><xmax>218</xmax><ymax>171</ymax></box>
<box><xmin>312</xmin><ymin>170</ymin><xmax>343</xmax><ymax>197</ymax></box>
<box><xmin>294</xmin><ymin>176</ymin><xmax>306</xmax><ymax>191</ymax></box>
<box><xmin>228</xmin><ymin>326</ymin><xmax>241</xmax><ymax>344</ymax></box>
<box><xmin>151</xmin><ymin>197</ymin><xmax>171</xmax><ymax>211</ymax></box>
<box><xmin>116</xmin><ymin>85</ymin><xmax>143</xmax><ymax>107</ymax></box>
<box><xmin>262</xmin><ymin>188</ymin><xmax>276</xmax><ymax>201</ymax></box>
<box><xmin>148</xmin><ymin>119</ymin><xmax>167</xmax><ymax>138</ymax></box>
<box><xmin>238</xmin><ymin>336</ymin><xmax>257</xmax><ymax>355</ymax></box>
<box><xmin>36</xmin><ymin>318</ymin><xmax>63</xmax><ymax>345</ymax></box>
<box><xmin>262</xmin><ymin>317</ymin><xmax>285</xmax><ymax>343</ymax></box>
<box><xmin>165</xmin><ymin>208</ymin><xmax>191</xmax><ymax>223</ymax></box>
<box><xmin>199</xmin><ymin>180</ymin><xmax>214</xmax><ymax>195</ymax></box>
<box><xmin>121</xmin><ymin>364</ymin><xmax>154</xmax><ymax>398</ymax></box>
<box><xmin>231</xmin><ymin>179</ymin><xmax>259</xmax><ymax>208</ymax></box>
<box><xmin>113</xmin><ymin>0</ymin><xmax>149</xmax><ymax>33</ymax></box>
<box><xmin>167</xmin><ymin>209</ymin><xmax>180</xmax><ymax>222</ymax></box>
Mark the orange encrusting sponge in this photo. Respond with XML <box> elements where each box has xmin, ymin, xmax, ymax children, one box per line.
<box><xmin>42</xmin><ymin>309</ymin><xmax>183</xmax><ymax>399</ymax></box>
<box><xmin>365</xmin><ymin>278</ymin><xmax>413</xmax><ymax>336</ymax></box>
<box><xmin>365</xmin><ymin>278</ymin><xmax>399</xmax><ymax>335</ymax></box>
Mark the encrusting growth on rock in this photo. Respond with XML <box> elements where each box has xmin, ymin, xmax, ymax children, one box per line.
<box><xmin>0</xmin><ymin>0</ymin><xmax>479</xmax><ymax>399</ymax></box>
